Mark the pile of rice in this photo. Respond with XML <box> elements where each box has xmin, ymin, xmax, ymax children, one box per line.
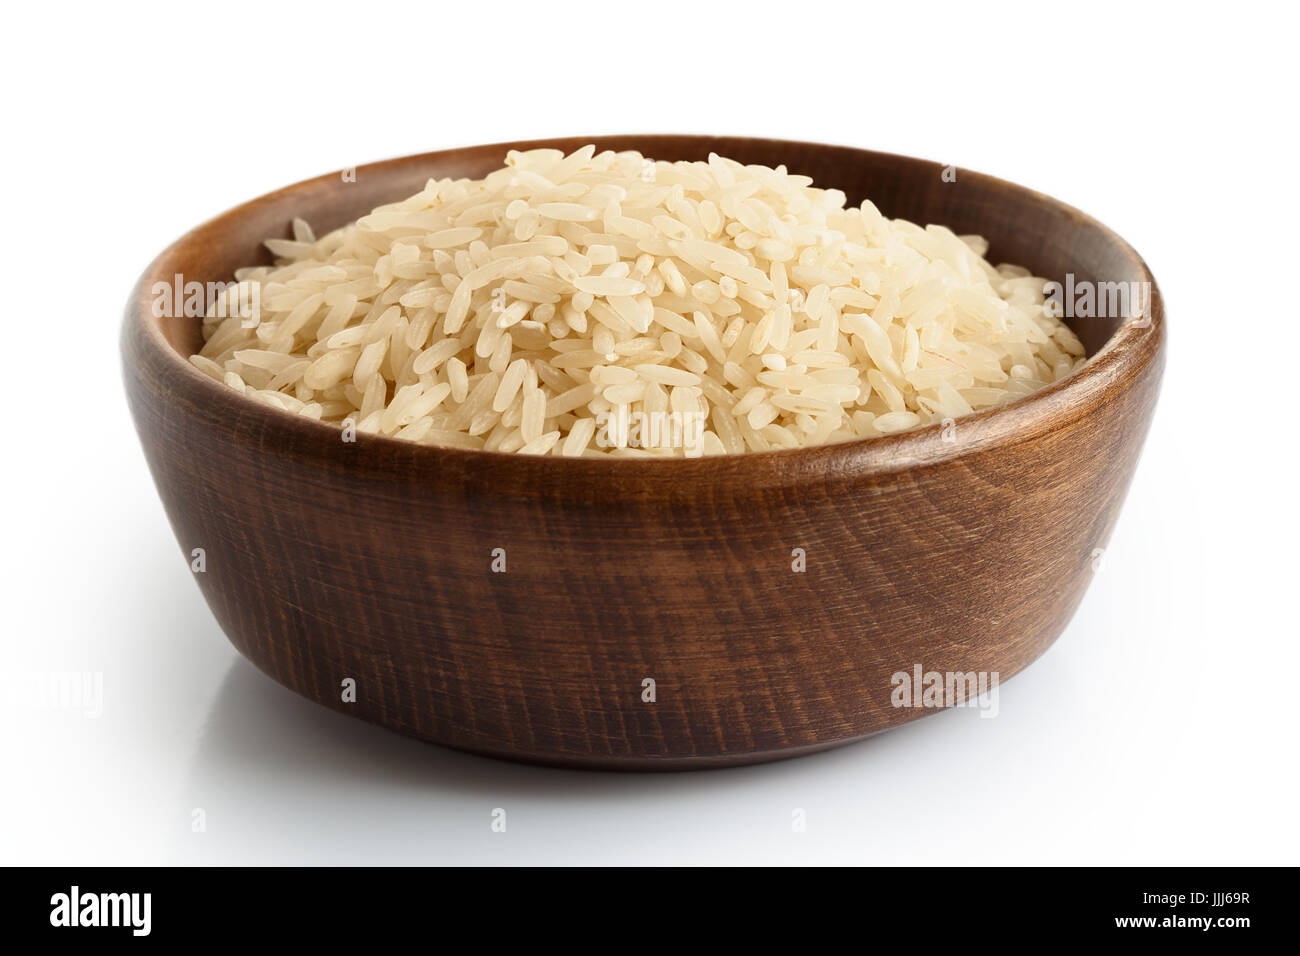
<box><xmin>191</xmin><ymin>146</ymin><xmax>1085</xmax><ymax>457</ymax></box>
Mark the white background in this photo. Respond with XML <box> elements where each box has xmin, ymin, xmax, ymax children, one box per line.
<box><xmin>3</xmin><ymin>1</ymin><xmax>1296</xmax><ymax>865</ymax></box>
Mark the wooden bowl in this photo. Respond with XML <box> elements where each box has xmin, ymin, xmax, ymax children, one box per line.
<box><xmin>122</xmin><ymin>136</ymin><xmax>1165</xmax><ymax>770</ymax></box>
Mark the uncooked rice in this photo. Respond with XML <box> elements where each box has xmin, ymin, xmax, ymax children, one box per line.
<box><xmin>191</xmin><ymin>146</ymin><xmax>1086</xmax><ymax>457</ymax></box>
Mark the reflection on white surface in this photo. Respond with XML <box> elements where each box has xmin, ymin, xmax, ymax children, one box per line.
<box><xmin>181</xmin><ymin>654</ymin><xmax>987</xmax><ymax>865</ymax></box>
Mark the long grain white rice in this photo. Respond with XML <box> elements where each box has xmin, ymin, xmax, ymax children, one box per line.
<box><xmin>193</xmin><ymin>146</ymin><xmax>1086</xmax><ymax>456</ymax></box>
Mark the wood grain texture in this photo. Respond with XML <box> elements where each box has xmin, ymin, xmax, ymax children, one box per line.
<box><xmin>122</xmin><ymin>136</ymin><xmax>1166</xmax><ymax>769</ymax></box>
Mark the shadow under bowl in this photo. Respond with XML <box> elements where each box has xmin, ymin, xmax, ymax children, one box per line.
<box><xmin>123</xmin><ymin>135</ymin><xmax>1165</xmax><ymax>770</ymax></box>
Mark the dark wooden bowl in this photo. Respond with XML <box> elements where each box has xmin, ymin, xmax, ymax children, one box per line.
<box><xmin>122</xmin><ymin>136</ymin><xmax>1165</xmax><ymax>770</ymax></box>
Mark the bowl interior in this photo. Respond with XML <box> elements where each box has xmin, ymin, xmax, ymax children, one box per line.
<box><xmin>152</xmin><ymin>136</ymin><xmax>1143</xmax><ymax>367</ymax></box>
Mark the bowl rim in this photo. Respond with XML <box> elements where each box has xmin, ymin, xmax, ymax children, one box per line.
<box><xmin>124</xmin><ymin>134</ymin><xmax>1165</xmax><ymax>489</ymax></box>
